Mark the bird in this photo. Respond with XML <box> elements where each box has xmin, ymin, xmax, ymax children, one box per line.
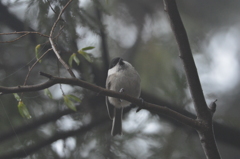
<box><xmin>106</xmin><ymin>57</ymin><xmax>141</xmax><ymax>136</ymax></box>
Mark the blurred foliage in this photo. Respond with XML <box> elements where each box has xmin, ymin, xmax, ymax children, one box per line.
<box><xmin>135</xmin><ymin>40</ymin><xmax>188</xmax><ymax>106</ymax></box>
<box><xmin>0</xmin><ymin>0</ymin><xmax>240</xmax><ymax>158</ymax></box>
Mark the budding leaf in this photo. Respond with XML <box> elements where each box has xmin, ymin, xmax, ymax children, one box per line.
<box><xmin>73</xmin><ymin>54</ymin><xmax>80</xmax><ymax>65</ymax></box>
<box><xmin>44</xmin><ymin>88</ymin><xmax>53</xmax><ymax>99</ymax></box>
<box><xmin>13</xmin><ymin>93</ymin><xmax>21</xmax><ymax>102</ymax></box>
<box><xmin>18</xmin><ymin>101</ymin><xmax>32</xmax><ymax>119</ymax></box>
<box><xmin>63</xmin><ymin>95</ymin><xmax>77</xmax><ymax>111</ymax></box>
<box><xmin>78</xmin><ymin>50</ymin><xmax>93</xmax><ymax>63</ymax></box>
<box><xmin>81</xmin><ymin>46</ymin><xmax>95</xmax><ymax>51</ymax></box>
<box><xmin>35</xmin><ymin>44</ymin><xmax>41</xmax><ymax>63</ymax></box>
<box><xmin>69</xmin><ymin>53</ymin><xmax>75</xmax><ymax>67</ymax></box>
<box><xmin>67</xmin><ymin>94</ymin><xmax>81</xmax><ymax>102</ymax></box>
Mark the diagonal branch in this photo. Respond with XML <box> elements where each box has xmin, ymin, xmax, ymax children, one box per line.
<box><xmin>0</xmin><ymin>31</ymin><xmax>49</xmax><ymax>38</ymax></box>
<box><xmin>1</xmin><ymin>88</ymin><xmax>239</xmax><ymax>154</ymax></box>
<box><xmin>49</xmin><ymin>0</ymin><xmax>76</xmax><ymax>78</ymax></box>
<box><xmin>163</xmin><ymin>0</ymin><xmax>221</xmax><ymax>158</ymax></box>
<box><xmin>0</xmin><ymin>109</ymin><xmax>74</xmax><ymax>144</ymax></box>
<box><xmin>0</xmin><ymin>32</ymin><xmax>49</xmax><ymax>43</ymax></box>
<box><xmin>163</xmin><ymin>0</ymin><xmax>209</xmax><ymax>119</ymax></box>
<box><xmin>23</xmin><ymin>48</ymin><xmax>53</xmax><ymax>86</ymax></box>
<box><xmin>0</xmin><ymin>33</ymin><xmax>29</xmax><ymax>43</ymax></box>
<box><xmin>1</xmin><ymin>89</ymin><xmax>240</xmax><ymax>149</ymax></box>
<box><xmin>0</xmin><ymin>72</ymin><xmax>200</xmax><ymax>130</ymax></box>
<box><xmin>0</xmin><ymin>116</ymin><xmax>108</xmax><ymax>159</ymax></box>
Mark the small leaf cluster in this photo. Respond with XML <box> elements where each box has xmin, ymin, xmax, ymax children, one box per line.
<box><xmin>35</xmin><ymin>44</ymin><xmax>41</xmax><ymax>63</ymax></box>
<box><xmin>44</xmin><ymin>89</ymin><xmax>81</xmax><ymax>112</ymax></box>
<box><xmin>63</xmin><ymin>94</ymin><xmax>81</xmax><ymax>111</ymax></box>
<box><xmin>13</xmin><ymin>93</ymin><xmax>32</xmax><ymax>119</ymax></box>
<box><xmin>69</xmin><ymin>46</ymin><xmax>94</xmax><ymax>67</ymax></box>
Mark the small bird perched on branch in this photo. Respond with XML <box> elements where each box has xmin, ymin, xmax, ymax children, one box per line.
<box><xmin>106</xmin><ymin>57</ymin><xmax>141</xmax><ymax>136</ymax></box>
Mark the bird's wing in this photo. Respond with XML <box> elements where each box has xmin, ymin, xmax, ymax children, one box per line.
<box><xmin>106</xmin><ymin>76</ymin><xmax>114</xmax><ymax>120</ymax></box>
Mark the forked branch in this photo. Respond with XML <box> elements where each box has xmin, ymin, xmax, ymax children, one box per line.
<box><xmin>48</xmin><ymin>0</ymin><xmax>76</xmax><ymax>78</ymax></box>
<box><xmin>163</xmin><ymin>0</ymin><xmax>221</xmax><ymax>158</ymax></box>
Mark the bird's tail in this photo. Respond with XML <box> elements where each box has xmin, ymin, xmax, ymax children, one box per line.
<box><xmin>111</xmin><ymin>108</ymin><xmax>123</xmax><ymax>136</ymax></box>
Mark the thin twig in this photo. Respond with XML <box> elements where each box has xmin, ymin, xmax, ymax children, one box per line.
<box><xmin>0</xmin><ymin>31</ymin><xmax>49</xmax><ymax>37</ymax></box>
<box><xmin>54</xmin><ymin>25</ymin><xmax>65</xmax><ymax>40</ymax></box>
<box><xmin>80</xmin><ymin>8</ymin><xmax>101</xmax><ymax>30</ymax></box>
<box><xmin>47</xmin><ymin>0</ymin><xmax>66</xmax><ymax>23</ymax></box>
<box><xmin>23</xmin><ymin>48</ymin><xmax>53</xmax><ymax>86</ymax></box>
<box><xmin>47</xmin><ymin>0</ymin><xmax>57</xmax><ymax>14</ymax></box>
<box><xmin>0</xmin><ymin>33</ymin><xmax>29</xmax><ymax>43</ymax></box>
<box><xmin>57</xmin><ymin>56</ymin><xmax>65</xmax><ymax>96</ymax></box>
<box><xmin>49</xmin><ymin>0</ymin><xmax>76</xmax><ymax>78</ymax></box>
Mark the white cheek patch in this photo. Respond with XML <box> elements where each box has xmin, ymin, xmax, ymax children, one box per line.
<box><xmin>108</xmin><ymin>66</ymin><xmax>118</xmax><ymax>76</ymax></box>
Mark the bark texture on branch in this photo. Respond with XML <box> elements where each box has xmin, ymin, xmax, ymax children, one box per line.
<box><xmin>0</xmin><ymin>71</ymin><xmax>200</xmax><ymax>130</ymax></box>
<box><xmin>163</xmin><ymin>0</ymin><xmax>221</xmax><ymax>158</ymax></box>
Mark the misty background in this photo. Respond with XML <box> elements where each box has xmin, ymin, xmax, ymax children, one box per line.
<box><xmin>0</xmin><ymin>0</ymin><xmax>240</xmax><ymax>158</ymax></box>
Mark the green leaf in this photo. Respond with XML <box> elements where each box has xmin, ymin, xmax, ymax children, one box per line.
<box><xmin>68</xmin><ymin>53</ymin><xmax>75</xmax><ymax>67</ymax></box>
<box><xmin>63</xmin><ymin>95</ymin><xmax>77</xmax><ymax>111</ymax></box>
<box><xmin>44</xmin><ymin>88</ymin><xmax>53</xmax><ymax>99</ymax></box>
<box><xmin>67</xmin><ymin>94</ymin><xmax>81</xmax><ymax>102</ymax></box>
<box><xmin>81</xmin><ymin>46</ymin><xmax>95</xmax><ymax>51</ymax></box>
<box><xmin>69</xmin><ymin>53</ymin><xmax>80</xmax><ymax>67</ymax></box>
<box><xmin>18</xmin><ymin>101</ymin><xmax>32</xmax><ymax>119</ymax></box>
<box><xmin>35</xmin><ymin>44</ymin><xmax>41</xmax><ymax>63</ymax></box>
<box><xmin>77</xmin><ymin>50</ymin><xmax>93</xmax><ymax>63</ymax></box>
<box><xmin>13</xmin><ymin>93</ymin><xmax>21</xmax><ymax>102</ymax></box>
<box><xmin>73</xmin><ymin>54</ymin><xmax>80</xmax><ymax>65</ymax></box>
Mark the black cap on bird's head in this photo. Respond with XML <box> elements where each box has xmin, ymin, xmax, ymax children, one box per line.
<box><xmin>109</xmin><ymin>57</ymin><xmax>124</xmax><ymax>69</ymax></box>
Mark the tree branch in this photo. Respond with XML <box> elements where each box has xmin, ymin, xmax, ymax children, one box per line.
<box><xmin>0</xmin><ymin>2</ymin><xmax>37</xmax><ymax>42</ymax></box>
<box><xmin>0</xmin><ymin>33</ymin><xmax>29</xmax><ymax>43</ymax></box>
<box><xmin>95</xmin><ymin>6</ymin><xmax>109</xmax><ymax>86</ymax></box>
<box><xmin>0</xmin><ymin>116</ymin><xmax>108</xmax><ymax>159</ymax></box>
<box><xmin>0</xmin><ymin>72</ymin><xmax>200</xmax><ymax>130</ymax></box>
<box><xmin>163</xmin><ymin>0</ymin><xmax>221</xmax><ymax>158</ymax></box>
<box><xmin>49</xmin><ymin>0</ymin><xmax>76</xmax><ymax>78</ymax></box>
<box><xmin>163</xmin><ymin>0</ymin><xmax>209</xmax><ymax>119</ymax></box>
<box><xmin>1</xmin><ymin>89</ymin><xmax>240</xmax><ymax>150</ymax></box>
<box><xmin>23</xmin><ymin>48</ymin><xmax>53</xmax><ymax>86</ymax></box>
<box><xmin>0</xmin><ymin>89</ymin><xmax>239</xmax><ymax>156</ymax></box>
<box><xmin>0</xmin><ymin>31</ymin><xmax>49</xmax><ymax>38</ymax></box>
<box><xmin>0</xmin><ymin>109</ymin><xmax>74</xmax><ymax>143</ymax></box>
